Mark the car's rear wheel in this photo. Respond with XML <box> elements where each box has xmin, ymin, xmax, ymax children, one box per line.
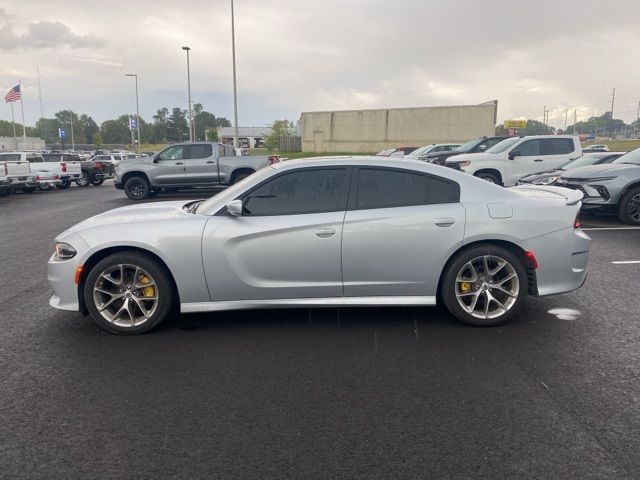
<box><xmin>475</xmin><ymin>172</ymin><xmax>501</xmax><ymax>185</ymax></box>
<box><xmin>92</xmin><ymin>178</ymin><xmax>105</xmax><ymax>186</ymax></box>
<box><xmin>618</xmin><ymin>186</ymin><xmax>640</xmax><ymax>225</ymax></box>
<box><xmin>76</xmin><ymin>172</ymin><xmax>91</xmax><ymax>187</ymax></box>
<box><xmin>124</xmin><ymin>176</ymin><xmax>150</xmax><ymax>200</ymax></box>
<box><xmin>84</xmin><ymin>252</ymin><xmax>175</xmax><ymax>334</ymax></box>
<box><xmin>441</xmin><ymin>245</ymin><xmax>527</xmax><ymax>326</ymax></box>
<box><xmin>57</xmin><ymin>181</ymin><xmax>71</xmax><ymax>190</ymax></box>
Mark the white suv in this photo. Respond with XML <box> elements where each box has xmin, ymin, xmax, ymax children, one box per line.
<box><xmin>444</xmin><ymin>135</ymin><xmax>582</xmax><ymax>186</ymax></box>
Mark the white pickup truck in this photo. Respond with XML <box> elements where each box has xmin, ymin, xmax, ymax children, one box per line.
<box><xmin>36</xmin><ymin>153</ymin><xmax>82</xmax><ymax>188</ymax></box>
<box><xmin>0</xmin><ymin>152</ymin><xmax>32</xmax><ymax>194</ymax></box>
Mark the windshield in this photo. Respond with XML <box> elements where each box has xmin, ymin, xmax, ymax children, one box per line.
<box><xmin>196</xmin><ymin>166</ymin><xmax>274</xmax><ymax>213</ymax></box>
<box><xmin>455</xmin><ymin>139</ymin><xmax>482</xmax><ymax>152</ymax></box>
<box><xmin>613</xmin><ymin>147</ymin><xmax>640</xmax><ymax>165</ymax></box>
<box><xmin>486</xmin><ymin>137</ymin><xmax>521</xmax><ymax>154</ymax></box>
<box><xmin>407</xmin><ymin>145</ymin><xmax>434</xmax><ymax>157</ymax></box>
<box><xmin>562</xmin><ymin>156</ymin><xmax>601</xmax><ymax>170</ymax></box>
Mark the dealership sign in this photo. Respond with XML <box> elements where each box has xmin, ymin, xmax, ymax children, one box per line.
<box><xmin>503</xmin><ymin>120</ymin><xmax>527</xmax><ymax>129</ymax></box>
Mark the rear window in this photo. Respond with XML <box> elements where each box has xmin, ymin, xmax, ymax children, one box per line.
<box><xmin>27</xmin><ymin>155</ymin><xmax>43</xmax><ymax>163</ymax></box>
<box><xmin>188</xmin><ymin>144</ymin><xmax>212</xmax><ymax>159</ymax></box>
<box><xmin>0</xmin><ymin>154</ymin><xmax>21</xmax><ymax>161</ymax></box>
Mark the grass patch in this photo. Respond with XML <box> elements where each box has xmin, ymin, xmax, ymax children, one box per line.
<box><xmin>593</xmin><ymin>140</ymin><xmax>640</xmax><ymax>152</ymax></box>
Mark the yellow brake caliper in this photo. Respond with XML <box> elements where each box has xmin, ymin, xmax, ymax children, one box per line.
<box><xmin>459</xmin><ymin>282</ymin><xmax>471</xmax><ymax>294</ymax></box>
<box><xmin>138</xmin><ymin>274</ymin><xmax>155</xmax><ymax>298</ymax></box>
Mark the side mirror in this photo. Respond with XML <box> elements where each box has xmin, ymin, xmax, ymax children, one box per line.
<box><xmin>226</xmin><ymin>199</ymin><xmax>243</xmax><ymax>216</ymax></box>
<box><xmin>509</xmin><ymin>150</ymin><xmax>520</xmax><ymax>160</ymax></box>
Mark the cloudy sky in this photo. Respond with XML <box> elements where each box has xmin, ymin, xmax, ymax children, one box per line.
<box><xmin>1</xmin><ymin>0</ymin><xmax>639</xmax><ymax>129</ymax></box>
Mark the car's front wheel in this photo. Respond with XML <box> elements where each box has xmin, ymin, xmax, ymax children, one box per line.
<box><xmin>618</xmin><ymin>186</ymin><xmax>640</xmax><ymax>225</ymax></box>
<box><xmin>124</xmin><ymin>176</ymin><xmax>150</xmax><ymax>200</ymax></box>
<box><xmin>84</xmin><ymin>252</ymin><xmax>175</xmax><ymax>334</ymax></box>
<box><xmin>441</xmin><ymin>245</ymin><xmax>527</xmax><ymax>326</ymax></box>
<box><xmin>475</xmin><ymin>172</ymin><xmax>501</xmax><ymax>185</ymax></box>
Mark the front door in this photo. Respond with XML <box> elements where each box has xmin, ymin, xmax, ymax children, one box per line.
<box><xmin>342</xmin><ymin>167</ymin><xmax>465</xmax><ymax>297</ymax></box>
<box><xmin>153</xmin><ymin>145</ymin><xmax>186</xmax><ymax>185</ymax></box>
<box><xmin>201</xmin><ymin>167</ymin><xmax>350</xmax><ymax>301</ymax></box>
<box><xmin>505</xmin><ymin>139</ymin><xmax>544</xmax><ymax>186</ymax></box>
<box><xmin>184</xmin><ymin>144</ymin><xmax>220</xmax><ymax>184</ymax></box>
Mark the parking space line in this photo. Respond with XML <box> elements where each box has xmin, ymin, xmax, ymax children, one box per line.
<box><xmin>611</xmin><ymin>261</ymin><xmax>640</xmax><ymax>265</ymax></box>
<box><xmin>582</xmin><ymin>227</ymin><xmax>640</xmax><ymax>231</ymax></box>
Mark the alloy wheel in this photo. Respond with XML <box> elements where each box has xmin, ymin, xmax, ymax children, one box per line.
<box><xmin>126</xmin><ymin>180</ymin><xmax>145</xmax><ymax>199</ymax></box>
<box><xmin>92</xmin><ymin>264</ymin><xmax>159</xmax><ymax>327</ymax></box>
<box><xmin>628</xmin><ymin>193</ymin><xmax>640</xmax><ymax>222</ymax></box>
<box><xmin>454</xmin><ymin>255</ymin><xmax>519</xmax><ymax>319</ymax></box>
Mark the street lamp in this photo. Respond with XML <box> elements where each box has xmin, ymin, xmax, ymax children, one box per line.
<box><xmin>124</xmin><ymin>74</ymin><xmax>141</xmax><ymax>154</ymax></box>
<box><xmin>231</xmin><ymin>0</ymin><xmax>239</xmax><ymax>148</ymax></box>
<box><xmin>182</xmin><ymin>46</ymin><xmax>193</xmax><ymax>142</ymax></box>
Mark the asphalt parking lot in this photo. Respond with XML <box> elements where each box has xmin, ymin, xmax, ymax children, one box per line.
<box><xmin>1</xmin><ymin>183</ymin><xmax>639</xmax><ymax>479</ymax></box>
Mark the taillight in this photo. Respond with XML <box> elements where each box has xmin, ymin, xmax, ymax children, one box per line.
<box><xmin>95</xmin><ymin>162</ymin><xmax>103</xmax><ymax>170</ymax></box>
<box><xmin>61</xmin><ymin>162</ymin><xmax>67</xmax><ymax>172</ymax></box>
<box><xmin>268</xmin><ymin>155</ymin><xmax>280</xmax><ymax>165</ymax></box>
<box><xmin>53</xmin><ymin>174</ymin><xmax>59</xmax><ymax>180</ymax></box>
<box><xmin>574</xmin><ymin>216</ymin><xmax>581</xmax><ymax>229</ymax></box>
<box><xmin>36</xmin><ymin>175</ymin><xmax>41</xmax><ymax>181</ymax></box>
<box><xmin>524</xmin><ymin>251</ymin><xmax>539</xmax><ymax>269</ymax></box>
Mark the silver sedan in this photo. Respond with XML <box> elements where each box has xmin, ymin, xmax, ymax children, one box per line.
<box><xmin>47</xmin><ymin>157</ymin><xmax>591</xmax><ymax>334</ymax></box>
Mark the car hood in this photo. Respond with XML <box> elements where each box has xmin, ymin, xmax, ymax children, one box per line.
<box><xmin>59</xmin><ymin>201</ymin><xmax>191</xmax><ymax>236</ymax></box>
<box><xmin>561</xmin><ymin>163</ymin><xmax>640</xmax><ymax>179</ymax></box>
<box><xmin>520</xmin><ymin>169</ymin><xmax>563</xmax><ymax>179</ymax></box>
<box><xmin>445</xmin><ymin>152</ymin><xmax>495</xmax><ymax>163</ymax></box>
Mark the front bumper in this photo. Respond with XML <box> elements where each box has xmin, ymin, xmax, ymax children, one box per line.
<box><xmin>556</xmin><ymin>178</ymin><xmax>623</xmax><ymax>208</ymax></box>
<box><xmin>47</xmin><ymin>253</ymin><xmax>81</xmax><ymax>311</ymax></box>
<box><xmin>520</xmin><ymin>227</ymin><xmax>590</xmax><ymax>296</ymax></box>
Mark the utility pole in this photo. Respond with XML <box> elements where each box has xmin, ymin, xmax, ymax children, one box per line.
<box><xmin>69</xmin><ymin>113</ymin><xmax>75</xmax><ymax>151</ymax></box>
<box><xmin>37</xmin><ymin>64</ymin><xmax>44</xmax><ymax>119</ymax></box>
<box><xmin>609</xmin><ymin>87</ymin><xmax>615</xmax><ymax>140</ymax></box>
<box><xmin>573</xmin><ymin>109</ymin><xmax>577</xmax><ymax>134</ymax></box>
<box><xmin>636</xmin><ymin>100</ymin><xmax>640</xmax><ymax>138</ymax></box>
<box><xmin>564</xmin><ymin>109</ymin><xmax>568</xmax><ymax>131</ymax></box>
<box><xmin>231</xmin><ymin>0</ymin><xmax>240</xmax><ymax>149</ymax></box>
<box><xmin>543</xmin><ymin>105</ymin><xmax>546</xmax><ymax>125</ymax></box>
<box><xmin>182</xmin><ymin>46</ymin><xmax>193</xmax><ymax>142</ymax></box>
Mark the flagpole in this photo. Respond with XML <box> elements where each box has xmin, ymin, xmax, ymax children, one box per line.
<box><xmin>19</xmin><ymin>80</ymin><xmax>27</xmax><ymax>150</ymax></box>
<box><xmin>10</xmin><ymin>102</ymin><xmax>17</xmax><ymax>150</ymax></box>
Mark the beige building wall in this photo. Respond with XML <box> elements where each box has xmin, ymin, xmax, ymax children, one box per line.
<box><xmin>300</xmin><ymin>101</ymin><xmax>498</xmax><ymax>153</ymax></box>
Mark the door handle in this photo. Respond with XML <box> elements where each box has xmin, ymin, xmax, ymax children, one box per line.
<box><xmin>435</xmin><ymin>218</ymin><xmax>455</xmax><ymax>227</ymax></box>
<box><xmin>174</xmin><ymin>162</ymin><xmax>184</xmax><ymax>165</ymax></box>
<box><xmin>534</xmin><ymin>159</ymin><xmax>543</xmax><ymax>162</ymax></box>
<box><xmin>315</xmin><ymin>227</ymin><xmax>336</xmax><ymax>238</ymax></box>
<box><xmin>206</xmin><ymin>160</ymin><xmax>215</xmax><ymax>164</ymax></box>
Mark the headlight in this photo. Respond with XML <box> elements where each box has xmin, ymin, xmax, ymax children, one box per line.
<box><xmin>532</xmin><ymin>176</ymin><xmax>559</xmax><ymax>185</ymax></box>
<box><xmin>449</xmin><ymin>160</ymin><xmax>471</xmax><ymax>168</ymax></box>
<box><xmin>55</xmin><ymin>242</ymin><xmax>77</xmax><ymax>260</ymax></box>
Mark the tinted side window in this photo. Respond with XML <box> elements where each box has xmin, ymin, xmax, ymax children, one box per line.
<box><xmin>546</xmin><ymin>138</ymin><xmax>574</xmax><ymax>155</ymax></box>
<box><xmin>356</xmin><ymin>168</ymin><xmax>426</xmax><ymax>210</ymax></box>
<box><xmin>187</xmin><ymin>144</ymin><xmax>212</xmax><ymax>159</ymax></box>
<box><xmin>27</xmin><ymin>155</ymin><xmax>43</xmax><ymax>163</ymax></box>
<box><xmin>428</xmin><ymin>175</ymin><xmax>460</xmax><ymax>204</ymax></box>
<box><xmin>0</xmin><ymin>154</ymin><xmax>21</xmax><ymax>161</ymax></box>
<box><xmin>517</xmin><ymin>140</ymin><xmax>542</xmax><ymax>156</ymax></box>
<box><xmin>483</xmin><ymin>138</ymin><xmax>505</xmax><ymax>149</ymax></box>
<box><xmin>243</xmin><ymin>168</ymin><xmax>347</xmax><ymax>216</ymax></box>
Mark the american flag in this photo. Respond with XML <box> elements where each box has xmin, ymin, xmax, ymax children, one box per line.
<box><xmin>4</xmin><ymin>85</ymin><xmax>21</xmax><ymax>103</ymax></box>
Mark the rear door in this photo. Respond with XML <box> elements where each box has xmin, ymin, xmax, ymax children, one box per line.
<box><xmin>201</xmin><ymin>166</ymin><xmax>350</xmax><ymax>301</ymax></box>
<box><xmin>183</xmin><ymin>144</ymin><xmax>219</xmax><ymax>184</ymax></box>
<box><xmin>342</xmin><ymin>167</ymin><xmax>465</xmax><ymax>297</ymax></box>
<box><xmin>542</xmin><ymin>138</ymin><xmax>578</xmax><ymax>170</ymax></box>
<box><xmin>153</xmin><ymin>145</ymin><xmax>187</xmax><ymax>185</ymax></box>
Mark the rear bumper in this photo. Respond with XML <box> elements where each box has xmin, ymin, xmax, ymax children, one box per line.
<box><xmin>520</xmin><ymin>227</ymin><xmax>590</xmax><ymax>296</ymax></box>
<box><xmin>60</xmin><ymin>174</ymin><xmax>81</xmax><ymax>181</ymax></box>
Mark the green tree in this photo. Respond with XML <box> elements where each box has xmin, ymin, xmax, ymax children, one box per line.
<box><xmin>93</xmin><ymin>132</ymin><xmax>102</xmax><ymax>148</ymax></box>
<box><xmin>150</xmin><ymin>107</ymin><xmax>170</xmax><ymax>143</ymax></box>
<box><xmin>100</xmin><ymin>115</ymin><xmax>131</xmax><ymax>143</ymax></box>
<box><xmin>206</xmin><ymin>128</ymin><xmax>219</xmax><ymax>142</ymax></box>
<box><xmin>263</xmin><ymin>119</ymin><xmax>296</xmax><ymax>151</ymax></box>
<box><xmin>168</xmin><ymin>107</ymin><xmax>188</xmax><ymax>142</ymax></box>
<box><xmin>79</xmin><ymin>114</ymin><xmax>99</xmax><ymax>144</ymax></box>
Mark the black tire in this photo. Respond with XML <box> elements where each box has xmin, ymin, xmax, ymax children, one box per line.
<box><xmin>83</xmin><ymin>251</ymin><xmax>175</xmax><ymax>334</ymax></box>
<box><xmin>617</xmin><ymin>186</ymin><xmax>640</xmax><ymax>225</ymax></box>
<box><xmin>92</xmin><ymin>178</ymin><xmax>105</xmax><ymax>186</ymax></box>
<box><xmin>231</xmin><ymin>172</ymin><xmax>252</xmax><ymax>184</ymax></box>
<box><xmin>441</xmin><ymin>244</ymin><xmax>527</xmax><ymax>327</ymax></box>
<box><xmin>57</xmin><ymin>181</ymin><xmax>71</xmax><ymax>190</ymax></box>
<box><xmin>475</xmin><ymin>172</ymin><xmax>501</xmax><ymax>185</ymax></box>
<box><xmin>76</xmin><ymin>172</ymin><xmax>91</xmax><ymax>187</ymax></box>
<box><xmin>124</xmin><ymin>176</ymin><xmax>150</xmax><ymax>200</ymax></box>
<box><xmin>21</xmin><ymin>187</ymin><xmax>35</xmax><ymax>194</ymax></box>
<box><xmin>0</xmin><ymin>186</ymin><xmax>10</xmax><ymax>197</ymax></box>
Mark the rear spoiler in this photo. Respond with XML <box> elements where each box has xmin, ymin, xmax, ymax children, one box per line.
<box><xmin>510</xmin><ymin>184</ymin><xmax>583</xmax><ymax>205</ymax></box>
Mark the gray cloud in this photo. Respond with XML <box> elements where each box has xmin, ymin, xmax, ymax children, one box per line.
<box><xmin>0</xmin><ymin>10</ymin><xmax>106</xmax><ymax>50</ymax></box>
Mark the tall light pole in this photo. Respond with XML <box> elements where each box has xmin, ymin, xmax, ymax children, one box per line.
<box><xmin>124</xmin><ymin>74</ymin><xmax>141</xmax><ymax>154</ymax></box>
<box><xmin>182</xmin><ymin>46</ymin><xmax>193</xmax><ymax>142</ymax></box>
<box><xmin>231</xmin><ymin>0</ymin><xmax>239</xmax><ymax>148</ymax></box>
